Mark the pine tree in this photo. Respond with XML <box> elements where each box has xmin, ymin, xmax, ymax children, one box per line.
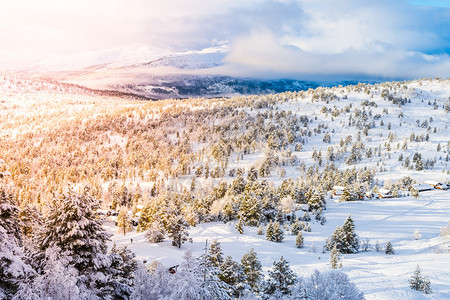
<box><xmin>235</xmin><ymin>218</ymin><xmax>244</xmax><ymax>234</ymax></box>
<box><xmin>272</xmin><ymin>221</ymin><xmax>284</xmax><ymax>242</ymax></box>
<box><xmin>340</xmin><ymin>185</ymin><xmax>355</xmax><ymax>202</ymax></box>
<box><xmin>31</xmin><ymin>187</ymin><xmax>111</xmax><ymax>296</ymax></box>
<box><xmin>330</xmin><ymin>245</ymin><xmax>342</xmax><ymax>269</ymax></box>
<box><xmin>295</xmin><ymin>231</ymin><xmax>304</xmax><ymax>248</ymax></box>
<box><xmin>219</xmin><ymin>256</ymin><xmax>247</xmax><ymax>297</ymax></box>
<box><xmin>165</xmin><ymin>214</ymin><xmax>189</xmax><ymax>248</ymax></box>
<box><xmin>145</xmin><ymin>221</ymin><xmax>165</xmax><ymax>243</ymax></box>
<box><xmin>241</xmin><ymin>248</ymin><xmax>262</xmax><ymax>292</ymax></box>
<box><xmin>257</xmin><ymin>224</ymin><xmax>264</xmax><ymax>235</ymax></box>
<box><xmin>0</xmin><ymin>187</ymin><xmax>32</xmax><ymax>298</ymax></box>
<box><xmin>264</xmin><ymin>256</ymin><xmax>297</xmax><ymax>296</ymax></box>
<box><xmin>238</xmin><ymin>193</ymin><xmax>261</xmax><ymax>226</ymax></box>
<box><xmin>13</xmin><ymin>247</ymin><xmax>80</xmax><ymax>300</ymax></box>
<box><xmin>385</xmin><ymin>241</ymin><xmax>395</xmax><ymax>254</ymax></box>
<box><xmin>107</xmin><ymin>244</ymin><xmax>137</xmax><ymax>300</ymax></box>
<box><xmin>291</xmin><ymin>220</ymin><xmax>301</xmax><ymax>235</ymax></box>
<box><xmin>208</xmin><ymin>240</ymin><xmax>224</xmax><ymax>268</ymax></box>
<box><xmin>196</xmin><ymin>253</ymin><xmax>231</xmax><ymax>300</ymax></box>
<box><xmin>265</xmin><ymin>220</ymin><xmax>274</xmax><ymax>241</ymax></box>
<box><xmin>328</xmin><ymin>215</ymin><xmax>359</xmax><ymax>253</ymax></box>
<box><xmin>409</xmin><ymin>265</ymin><xmax>432</xmax><ymax>294</ymax></box>
<box><xmin>117</xmin><ymin>209</ymin><xmax>132</xmax><ymax>235</ymax></box>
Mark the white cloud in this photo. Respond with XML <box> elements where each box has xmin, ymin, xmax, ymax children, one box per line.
<box><xmin>0</xmin><ymin>0</ymin><xmax>449</xmax><ymax>79</ymax></box>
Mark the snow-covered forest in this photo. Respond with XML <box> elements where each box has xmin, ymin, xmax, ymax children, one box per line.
<box><xmin>0</xmin><ymin>75</ymin><xmax>449</xmax><ymax>299</ymax></box>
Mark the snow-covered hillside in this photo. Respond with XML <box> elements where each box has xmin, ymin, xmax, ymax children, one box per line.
<box><xmin>1</xmin><ymin>75</ymin><xmax>449</xmax><ymax>299</ymax></box>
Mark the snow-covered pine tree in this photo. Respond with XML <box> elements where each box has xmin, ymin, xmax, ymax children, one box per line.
<box><xmin>196</xmin><ymin>252</ymin><xmax>231</xmax><ymax>300</ymax></box>
<box><xmin>145</xmin><ymin>220</ymin><xmax>165</xmax><ymax>243</ymax></box>
<box><xmin>265</xmin><ymin>220</ymin><xmax>274</xmax><ymax>241</ymax></box>
<box><xmin>330</xmin><ymin>245</ymin><xmax>342</xmax><ymax>269</ymax></box>
<box><xmin>165</xmin><ymin>214</ymin><xmax>189</xmax><ymax>248</ymax></box>
<box><xmin>0</xmin><ymin>186</ymin><xmax>33</xmax><ymax>298</ymax></box>
<box><xmin>409</xmin><ymin>265</ymin><xmax>432</xmax><ymax>294</ymax></box>
<box><xmin>31</xmin><ymin>187</ymin><xmax>111</xmax><ymax>297</ymax></box>
<box><xmin>264</xmin><ymin>256</ymin><xmax>297</xmax><ymax>296</ymax></box>
<box><xmin>291</xmin><ymin>220</ymin><xmax>301</xmax><ymax>235</ymax></box>
<box><xmin>107</xmin><ymin>244</ymin><xmax>137</xmax><ymax>300</ymax></box>
<box><xmin>208</xmin><ymin>240</ymin><xmax>224</xmax><ymax>267</ymax></box>
<box><xmin>219</xmin><ymin>255</ymin><xmax>247</xmax><ymax>298</ymax></box>
<box><xmin>329</xmin><ymin>215</ymin><xmax>359</xmax><ymax>253</ymax></box>
<box><xmin>238</xmin><ymin>193</ymin><xmax>261</xmax><ymax>226</ymax></box>
<box><xmin>13</xmin><ymin>247</ymin><xmax>80</xmax><ymax>300</ymax></box>
<box><xmin>272</xmin><ymin>221</ymin><xmax>284</xmax><ymax>242</ymax></box>
<box><xmin>241</xmin><ymin>248</ymin><xmax>262</xmax><ymax>292</ymax></box>
<box><xmin>257</xmin><ymin>224</ymin><xmax>264</xmax><ymax>235</ymax></box>
<box><xmin>117</xmin><ymin>210</ymin><xmax>132</xmax><ymax>235</ymax></box>
<box><xmin>340</xmin><ymin>185</ymin><xmax>356</xmax><ymax>202</ymax></box>
<box><xmin>295</xmin><ymin>231</ymin><xmax>304</xmax><ymax>248</ymax></box>
<box><xmin>235</xmin><ymin>218</ymin><xmax>244</xmax><ymax>234</ymax></box>
<box><xmin>385</xmin><ymin>241</ymin><xmax>395</xmax><ymax>254</ymax></box>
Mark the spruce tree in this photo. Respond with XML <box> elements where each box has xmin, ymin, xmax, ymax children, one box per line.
<box><xmin>330</xmin><ymin>245</ymin><xmax>343</xmax><ymax>269</ymax></box>
<box><xmin>264</xmin><ymin>256</ymin><xmax>297</xmax><ymax>296</ymax></box>
<box><xmin>329</xmin><ymin>215</ymin><xmax>359</xmax><ymax>253</ymax></box>
<box><xmin>265</xmin><ymin>220</ymin><xmax>274</xmax><ymax>241</ymax></box>
<box><xmin>108</xmin><ymin>244</ymin><xmax>137</xmax><ymax>300</ymax></box>
<box><xmin>385</xmin><ymin>241</ymin><xmax>395</xmax><ymax>254</ymax></box>
<box><xmin>409</xmin><ymin>265</ymin><xmax>432</xmax><ymax>294</ymax></box>
<box><xmin>295</xmin><ymin>231</ymin><xmax>304</xmax><ymax>248</ymax></box>
<box><xmin>0</xmin><ymin>187</ymin><xmax>32</xmax><ymax>298</ymax></box>
<box><xmin>208</xmin><ymin>240</ymin><xmax>224</xmax><ymax>268</ymax></box>
<box><xmin>235</xmin><ymin>218</ymin><xmax>244</xmax><ymax>234</ymax></box>
<box><xmin>219</xmin><ymin>255</ymin><xmax>247</xmax><ymax>297</ymax></box>
<box><xmin>272</xmin><ymin>221</ymin><xmax>284</xmax><ymax>242</ymax></box>
<box><xmin>145</xmin><ymin>221</ymin><xmax>165</xmax><ymax>243</ymax></box>
<box><xmin>117</xmin><ymin>210</ymin><xmax>132</xmax><ymax>235</ymax></box>
<box><xmin>241</xmin><ymin>248</ymin><xmax>262</xmax><ymax>292</ymax></box>
<box><xmin>165</xmin><ymin>214</ymin><xmax>189</xmax><ymax>248</ymax></box>
<box><xmin>31</xmin><ymin>187</ymin><xmax>111</xmax><ymax>296</ymax></box>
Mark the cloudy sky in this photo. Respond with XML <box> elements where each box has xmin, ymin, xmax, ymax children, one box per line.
<box><xmin>1</xmin><ymin>0</ymin><xmax>449</xmax><ymax>79</ymax></box>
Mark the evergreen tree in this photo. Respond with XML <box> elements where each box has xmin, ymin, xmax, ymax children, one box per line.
<box><xmin>31</xmin><ymin>187</ymin><xmax>111</xmax><ymax>296</ymax></box>
<box><xmin>208</xmin><ymin>240</ymin><xmax>224</xmax><ymax>268</ymax></box>
<box><xmin>219</xmin><ymin>256</ymin><xmax>247</xmax><ymax>298</ymax></box>
<box><xmin>330</xmin><ymin>245</ymin><xmax>343</xmax><ymax>269</ymax></box>
<box><xmin>257</xmin><ymin>224</ymin><xmax>264</xmax><ymax>235</ymax></box>
<box><xmin>238</xmin><ymin>193</ymin><xmax>261</xmax><ymax>226</ymax></box>
<box><xmin>291</xmin><ymin>220</ymin><xmax>301</xmax><ymax>235</ymax></box>
<box><xmin>235</xmin><ymin>218</ymin><xmax>244</xmax><ymax>234</ymax></box>
<box><xmin>165</xmin><ymin>214</ymin><xmax>189</xmax><ymax>248</ymax></box>
<box><xmin>0</xmin><ymin>187</ymin><xmax>32</xmax><ymax>298</ymax></box>
<box><xmin>13</xmin><ymin>247</ymin><xmax>80</xmax><ymax>300</ymax></box>
<box><xmin>117</xmin><ymin>210</ymin><xmax>132</xmax><ymax>236</ymax></box>
<box><xmin>144</xmin><ymin>221</ymin><xmax>165</xmax><ymax>243</ymax></box>
<box><xmin>409</xmin><ymin>265</ymin><xmax>432</xmax><ymax>294</ymax></box>
<box><xmin>265</xmin><ymin>221</ymin><xmax>274</xmax><ymax>241</ymax></box>
<box><xmin>385</xmin><ymin>241</ymin><xmax>395</xmax><ymax>254</ymax></box>
<box><xmin>264</xmin><ymin>256</ymin><xmax>297</xmax><ymax>296</ymax></box>
<box><xmin>272</xmin><ymin>221</ymin><xmax>284</xmax><ymax>242</ymax></box>
<box><xmin>295</xmin><ymin>231</ymin><xmax>304</xmax><ymax>248</ymax></box>
<box><xmin>241</xmin><ymin>248</ymin><xmax>262</xmax><ymax>292</ymax></box>
<box><xmin>340</xmin><ymin>185</ymin><xmax>356</xmax><ymax>202</ymax></box>
<box><xmin>196</xmin><ymin>253</ymin><xmax>231</xmax><ymax>300</ymax></box>
<box><xmin>107</xmin><ymin>244</ymin><xmax>137</xmax><ymax>300</ymax></box>
<box><xmin>328</xmin><ymin>215</ymin><xmax>359</xmax><ymax>253</ymax></box>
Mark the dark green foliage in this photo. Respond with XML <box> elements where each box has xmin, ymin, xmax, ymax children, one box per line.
<box><xmin>219</xmin><ymin>256</ymin><xmax>247</xmax><ymax>297</ymax></box>
<box><xmin>264</xmin><ymin>256</ymin><xmax>297</xmax><ymax>296</ymax></box>
<box><xmin>328</xmin><ymin>215</ymin><xmax>359</xmax><ymax>253</ymax></box>
<box><xmin>409</xmin><ymin>265</ymin><xmax>432</xmax><ymax>294</ymax></box>
<box><xmin>385</xmin><ymin>241</ymin><xmax>395</xmax><ymax>254</ymax></box>
<box><xmin>241</xmin><ymin>248</ymin><xmax>262</xmax><ymax>292</ymax></box>
<box><xmin>235</xmin><ymin>218</ymin><xmax>244</xmax><ymax>234</ymax></box>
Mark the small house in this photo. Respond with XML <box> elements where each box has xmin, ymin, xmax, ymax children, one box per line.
<box><xmin>411</xmin><ymin>184</ymin><xmax>433</xmax><ymax>192</ymax></box>
<box><xmin>378</xmin><ymin>188</ymin><xmax>393</xmax><ymax>198</ymax></box>
<box><xmin>332</xmin><ymin>186</ymin><xmax>345</xmax><ymax>196</ymax></box>
<box><xmin>424</xmin><ymin>180</ymin><xmax>449</xmax><ymax>190</ymax></box>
